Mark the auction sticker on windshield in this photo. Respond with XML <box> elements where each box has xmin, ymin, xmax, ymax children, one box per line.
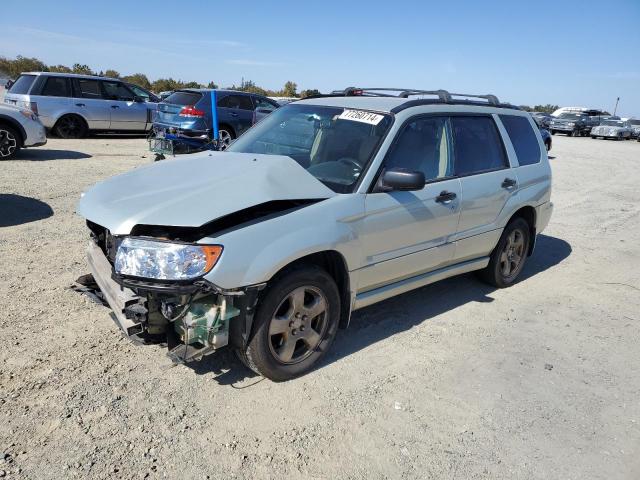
<box><xmin>338</xmin><ymin>109</ymin><xmax>385</xmax><ymax>125</ymax></box>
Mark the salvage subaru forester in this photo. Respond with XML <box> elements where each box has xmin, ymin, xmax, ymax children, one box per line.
<box><xmin>77</xmin><ymin>88</ymin><xmax>553</xmax><ymax>381</ymax></box>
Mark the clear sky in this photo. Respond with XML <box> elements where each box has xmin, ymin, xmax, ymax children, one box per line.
<box><xmin>1</xmin><ymin>0</ymin><xmax>639</xmax><ymax>116</ymax></box>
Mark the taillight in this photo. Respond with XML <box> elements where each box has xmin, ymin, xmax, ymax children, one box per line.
<box><xmin>29</xmin><ymin>102</ymin><xmax>38</xmax><ymax>115</ymax></box>
<box><xmin>178</xmin><ymin>105</ymin><xmax>205</xmax><ymax>118</ymax></box>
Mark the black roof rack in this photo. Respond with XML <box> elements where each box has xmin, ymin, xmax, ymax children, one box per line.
<box><xmin>310</xmin><ymin>87</ymin><xmax>519</xmax><ymax>112</ymax></box>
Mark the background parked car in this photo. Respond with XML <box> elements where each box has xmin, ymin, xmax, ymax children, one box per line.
<box><xmin>539</xmin><ymin>127</ymin><xmax>552</xmax><ymax>151</ymax></box>
<box><xmin>3</xmin><ymin>72</ymin><xmax>158</xmax><ymax>138</ymax></box>
<box><xmin>590</xmin><ymin>119</ymin><xmax>633</xmax><ymax>140</ymax></box>
<box><xmin>531</xmin><ymin>111</ymin><xmax>552</xmax><ymax>128</ymax></box>
<box><xmin>629</xmin><ymin>118</ymin><xmax>640</xmax><ymax>139</ymax></box>
<box><xmin>0</xmin><ymin>102</ymin><xmax>47</xmax><ymax>159</ymax></box>
<box><xmin>549</xmin><ymin>112</ymin><xmax>598</xmax><ymax>136</ymax></box>
<box><xmin>153</xmin><ymin>89</ymin><xmax>280</xmax><ymax>150</ymax></box>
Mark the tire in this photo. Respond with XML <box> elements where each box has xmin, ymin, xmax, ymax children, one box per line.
<box><xmin>237</xmin><ymin>265</ymin><xmax>341</xmax><ymax>381</ymax></box>
<box><xmin>217</xmin><ymin>125</ymin><xmax>235</xmax><ymax>150</ymax></box>
<box><xmin>478</xmin><ymin>218</ymin><xmax>531</xmax><ymax>288</ymax></box>
<box><xmin>544</xmin><ymin>140</ymin><xmax>551</xmax><ymax>151</ymax></box>
<box><xmin>0</xmin><ymin>124</ymin><xmax>21</xmax><ymax>160</ymax></box>
<box><xmin>53</xmin><ymin>115</ymin><xmax>88</xmax><ymax>139</ymax></box>
<box><xmin>591</xmin><ymin>136</ymin><xmax>597</xmax><ymax>139</ymax></box>
<box><xmin>551</xmin><ymin>130</ymin><xmax>556</xmax><ymax>135</ymax></box>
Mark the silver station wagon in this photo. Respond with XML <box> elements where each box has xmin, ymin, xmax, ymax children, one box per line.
<box><xmin>77</xmin><ymin>88</ymin><xmax>553</xmax><ymax>381</ymax></box>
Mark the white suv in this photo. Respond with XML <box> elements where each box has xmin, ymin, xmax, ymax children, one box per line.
<box><xmin>0</xmin><ymin>102</ymin><xmax>47</xmax><ymax>159</ymax></box>
<box><xmin>78</xmin><ymin>88</ymin><xmax>553</xmax><ymax>381</ymax></box>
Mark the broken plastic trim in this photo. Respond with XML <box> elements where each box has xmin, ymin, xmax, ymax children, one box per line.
<box><xmin>129</xmin><ymin>199</ymin><xmax>324</xmax><ymax>242</ymax></box>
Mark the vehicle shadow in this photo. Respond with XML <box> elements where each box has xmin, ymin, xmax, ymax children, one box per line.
<box><xmin>89</xmin><ymin>133</ymin><xmax>148</xmax><ymax>139</ymax></box>
<box><xmin>321</xmin><ymin>234</ymin><xmax>571</xmax><ymax>370</ymax></box>
<box><xmin>0</xmin><ymin>194</ymin><xmax>54</xmax><ymax>227</ymax></box>
<box><xmin>186</xmin><ymin>234</ymin><xmax>571</xmax><ymax>385</ymax></box>
<box><xmin>14</xmin><ymin>149</ymin><xmax>92</xmax><ymax>161</ymax></box>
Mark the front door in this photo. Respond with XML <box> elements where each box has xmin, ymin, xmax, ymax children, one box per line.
<box><xmin>359</xmin><ymin>115</ymin><xmax>462</xmax><ymax>293</ymax></box>
<box><xmin>101</xmin><ymin>80</ymin><xmax>149</xmax><ymax>130</ymax></box>
<box><xmin>216</xmin><ymin>93</ymin><xmax>255</xmax><ymax>136</ymax></box>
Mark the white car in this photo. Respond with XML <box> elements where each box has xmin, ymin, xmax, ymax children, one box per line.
<box><xmin>590</xmin><ymin>119</ymin><xmax>633</xmax><ymax>140</ymax></box>
<box><xmin>0</xmin><ymin>102</ymin><xmax>47</xmax><ymax>159</ymax></box>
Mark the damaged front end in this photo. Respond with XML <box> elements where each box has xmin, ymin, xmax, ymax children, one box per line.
<box><xmin>84</xmin><ymin>224</ymin><xmax>262</xmax><ymax>363</ymax></box>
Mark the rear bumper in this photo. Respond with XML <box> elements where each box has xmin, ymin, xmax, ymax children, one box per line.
<box><xmin>86</xmin><ymin>241</ymin><xmax>145</xmax><ymax>337</ymax></box>
<box><xmin>536</xmin><ymin>201</ymin><xmax>553</xmax><ymax>234</ymax></box>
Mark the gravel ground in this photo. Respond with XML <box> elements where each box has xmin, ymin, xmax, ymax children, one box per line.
<box><xmin>0</xmin><ymin>135</ymin><xmax>639</xmax><ymax>479</ymax></box>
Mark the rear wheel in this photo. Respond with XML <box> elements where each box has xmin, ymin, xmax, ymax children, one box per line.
<box><xmin>54</xmin><ymin>115</ymin><xmax>87</xmax><ymax>139</ymax></box>
<box><xmin>217</xmin><ymin>126</ymin><xmax>235</xmax><ymax>150</ymax></box>
<box><xmin>478</xmin><ymin>218</ymin><xmax>531</xmax><ymax>288</ymax></box>
<box><xmin>237</xmin><ymin>265</ymin><xmax>340</xmax><ymax>381</ymax></box>
<box><xmin>0</xmin><ymin>124</ymin><xmax>21</xmax><ymax>160</ymax></box>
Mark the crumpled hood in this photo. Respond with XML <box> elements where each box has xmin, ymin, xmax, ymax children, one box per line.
<box><xmin>77</xmin><ymin>151</ymin><xmax>336</xmax><ymax>234</ymax></box>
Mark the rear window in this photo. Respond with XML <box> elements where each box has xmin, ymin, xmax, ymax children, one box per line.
<box><xmin>8</xmin><ymin>74</ymin><xmax>36</xmax><ymax>94</ymax></box>
<box><xmin>499</xmin><ymin>115</ymin><xmax>542</xmax><ymax>166</ymax></box>
<box><xmin>77</xmin><ymin>79</ymin><xmax>102</xmax><ymax>99</ymax></box>
<box><xmin>41</xmin><ymin>76</ymin><xmax>71</xmax><ymax>97</ymax></box>
<box><xmin>164</xmin><ymin>91</ymin><xmax>202</xmax><ymax>106</ymax></box>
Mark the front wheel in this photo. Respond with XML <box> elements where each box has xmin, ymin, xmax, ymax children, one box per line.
<box><xmin>478</xmin><ymin>218</ymin><xmax>531</xmax><ymax>288</ymax></box>
<box><xmin>217</xmin><ymin>127</ymin><xmax>235</xmax><ymax>150</ymax></box>
<box><xmin>237</xmin><ymin>265</ymin><xmax>341</xmax><ymax>381</ymax></box>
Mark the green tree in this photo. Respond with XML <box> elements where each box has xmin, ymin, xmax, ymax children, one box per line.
<box><xmin>0</xmin><ymin>55</ymin><xmax>48</xmax><ymax>78</ymax></box>
<box><xmin>281</xmin><ymin>81</ymin><xmax>298</xmax><ymax>97</ymax></box>
<box><xmin>49</xmin><ymin>64</ymin><xmax>73</xmax><ymax>73</ymax></box>
<box><xmin>72</xmin><ymin>63</ymin><xmax>94</xmax><ymax>75</ymax></box>
<box><xmin>207</xmin><ymin>81</ymin><xmax>219</xmax><ymax>89</ymax></box>
<box><xmin>152</xmin><ymin>78</ymin><xmax>184</xmax><ymax>92</ymax></box>
<box><xmin>532</xmin><ymin>104</ymin><xmax>559</xmax><ymax>114</ymax></box>
<box><xmin>300</xmin><ymin>89</ymin><xmax>321</xmax><ymax>98</ymax></box>
<box><xmin>122</xmin><ymin>73</ymin><xmax>152</xmax><ymax>90</ymax></box>
<box><xmin>182</xmin><ymin>81</ymin><xmax>201</xmax><ymax>88</ymax></box>
<box><xmin>103</xmin><ymin>69</ymin><xmax>121</xmax><ymax>79</ymax></box>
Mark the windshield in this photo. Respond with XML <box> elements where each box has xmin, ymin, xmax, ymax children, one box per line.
<box><xmin>227</xmin><ymin>104</ymin><xmax>393</xmax><ymax>193</ymax></box>
<box><xmin>601</xmin><ymin>120</ymin><xmax>624</xmax><ymax>126</ymax></box>
<box><xmin>558</xmin><ymin>113</ymin><xmax>586</xmax><ymax>120</ymax></box>
<box><xmin>630</xmin><ymin>120</ymin><xmax>640</xmax><ymax>125</ymax></box>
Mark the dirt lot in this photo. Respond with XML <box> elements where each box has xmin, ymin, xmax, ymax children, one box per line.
<box><xmin>1</xmin><ymin>135</ymin><xmax>639</xmax><ymax>479</ymax></box>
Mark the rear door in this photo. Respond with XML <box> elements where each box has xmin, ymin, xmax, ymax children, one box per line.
<box><xmin>359</xmin><ymin>115</ymin><xmax>461</xmax><ymax>292</ymax></box>
<box><xmin>450</xmin><ymin>115</ymin><xmax>515</xmax><ymax>262</ymax></box>
<box><xmin>71</xmin><ymin>78</ymin><xmax>110</xmax><ymax>129</ymax></box>
<box><xmin>216</xmin><ymin>93</ymin><xmax>254</xmax><ymax>136</ymax></box>
<box><xmin>101</xmin><ymin>80</ymin><xmax>150</xmax><ymax>130</ymax></box>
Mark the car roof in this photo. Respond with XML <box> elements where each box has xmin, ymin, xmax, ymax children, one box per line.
<box><xmin>22</xmin><ymin>71</ymin><xmax>121</xmax><ymax>82</ymax></box>
<box><xmin>177</xmin><ymin>88</ymin><xmax>264</xmax><ymax>96</ymax></box>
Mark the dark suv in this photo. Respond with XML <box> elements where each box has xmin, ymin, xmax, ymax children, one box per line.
<box><xmin>549</xmin><ymin>110</ymin><xmax>607</xmax><ymax>137</ymax></box>
<box><xmin>153</xmin><ymin>89</ymin><xmax>280</xmax><ymax>151</ymax></box>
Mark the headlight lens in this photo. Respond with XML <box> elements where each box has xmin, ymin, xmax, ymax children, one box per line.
<box><xmin>114</xmin><ymin>237</ymin><xmax>222</xmax><ymax>280</ymax></box>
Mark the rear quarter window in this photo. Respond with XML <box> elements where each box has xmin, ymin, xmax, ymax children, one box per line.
<box><xmin>8</xmin><ymin>74</ymin><xmax>36</xmax><ymax>94</ymax></box>
<box><xmin>164</xmin><ymin>91</ymin><xmax>202</xmax><ymax>106</ymax></box>
<box><xmin>41</xmin><ymin>76</ymin><xmax>71</xmax><ymax>97</ymax></box>
<box><xmin>499</xmin><ymin>115</ymin><xmax>542</xmax><ymax>166</ymax></box>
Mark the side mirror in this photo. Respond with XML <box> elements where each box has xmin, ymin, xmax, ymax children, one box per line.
<box><xmin>379</xmin><ymin>168</ymin><xmax>425</xmax><ymax>192</ymax></box>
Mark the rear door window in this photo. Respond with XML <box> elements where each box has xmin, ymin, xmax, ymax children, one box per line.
<box><xmin>164</xmin><ymin>91</ymin><xmax>202</xmax><ymax>106</ymax></box>
<box><xmin>499</xmin><ymin>115</ymin><xmax>542</xmax><ymax>166</ymax></box>
<box><xmin>451</xmin><ymin>116</ymin><xmax>508</xmax><ymax>176</ymax></box>
<box><xmin>8</xmin><ymin>74</ymin><xmax>36</xmax><ymax>94</ymax></box>
<box><xmin>41</xmin><ymin>76</ymin><xmax>71</xmax><ymax>97</ymax></box>
<box><xmin>76</xmin><ymin>79</ymin><xmax>103</xmax><ymax>99</ymax></box>
<box><xmin>218</xmin><ymin>94</ymin><xmax>254</xmax><ymax>110</ymax></box>
<box><xmin>253</xmin><ymin>96</ymin><xmax>279</xmax><ymax>111</ymax></box>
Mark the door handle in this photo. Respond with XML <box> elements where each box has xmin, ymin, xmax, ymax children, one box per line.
<box><xmin>501</xmin><ymin>178</ymin><xmax>517</xmax><ymax>189</ymax></box>
<box><xmin>75</xmin><ymin>103</ymin><xmax>85</xmax><ymax>107</ymax></box>
<box><xmin>435</xmin><ymin>191</ymin><xmax>457</xmax><ymax>203</ymax></box>
<box><xmin>111</xmin><ymin>105</ymin><xmax>120</xmax><ymax>109</ymax></box>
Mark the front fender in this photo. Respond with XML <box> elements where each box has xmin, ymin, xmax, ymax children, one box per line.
<box><xmin>201</xmin><ymin>195</ymin><xmax>365</xmax><ymax>289</ymax></box>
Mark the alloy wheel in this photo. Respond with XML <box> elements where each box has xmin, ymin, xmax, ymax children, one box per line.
<box><xmin>268</xmin><ymin>286</ymin><xmax>329</xmax><ymax>364</ymax></box>
<box><xmin>218</xmin><ymin>129</ymin><xmax>232</xmax><ymax>150</ymax></box>
<box><xmin>57</xmin><ymin>116</ymin><xmax>83</xmax><ymax>138</ymax></box>
<box><xmin>0</xmin><ymin>129</ymin><xmax>17</xmax><ymax>158</ymax></box>
<box><xmin>499</xmin><ymin>228</ymin><xmax>526</xmax><ymax>279</ymax></box>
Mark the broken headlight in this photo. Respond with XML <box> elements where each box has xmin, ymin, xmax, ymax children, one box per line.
<box><xmin>114</xmin><ymin>237</ymin><xmax>222</xmax><ymax>281</ymax></box>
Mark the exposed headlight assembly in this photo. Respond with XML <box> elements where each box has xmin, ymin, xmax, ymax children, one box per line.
<box><xmin>115</xmin><ymin>237</ymin><xmax>222</xmax><ymax>281</ymax></box>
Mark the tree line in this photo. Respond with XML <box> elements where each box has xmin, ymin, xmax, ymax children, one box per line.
<box><xmin>0</xmin><ymin>55</ymin><xmax>321</xmax><ymax>98</ymax></box>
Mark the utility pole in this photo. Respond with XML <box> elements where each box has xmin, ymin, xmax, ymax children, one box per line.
<box><xmin>613</xmin><ymin>97</ymin><xmax>620</xmax><ymax>116</ymax></box>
